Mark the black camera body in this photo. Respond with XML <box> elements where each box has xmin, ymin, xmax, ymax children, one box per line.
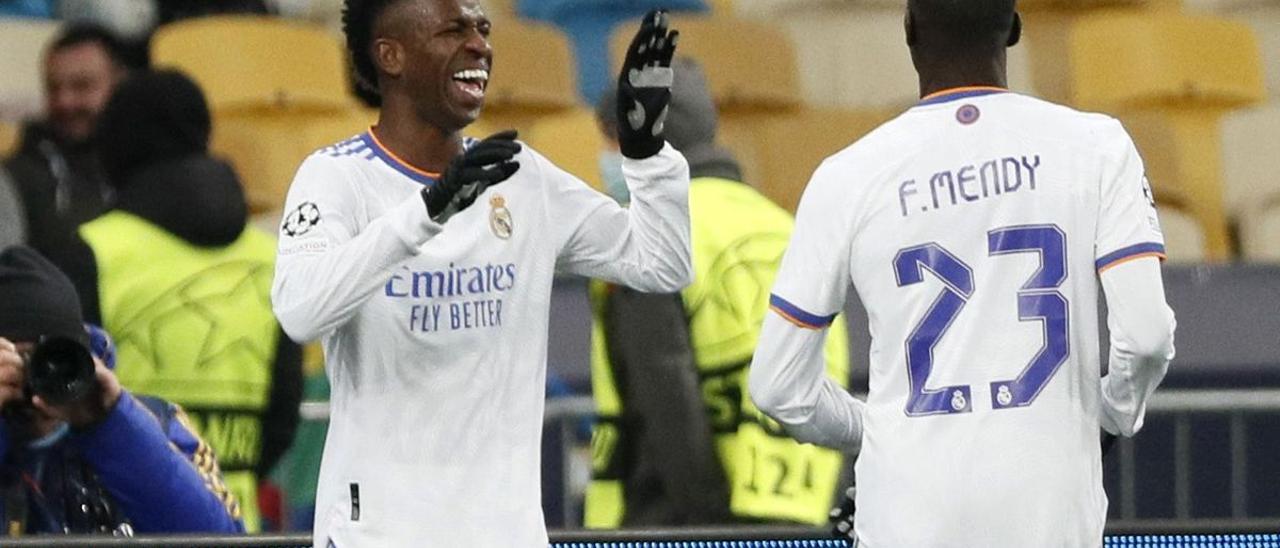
<box><xmin>23</xmin><ymin>336</ymin><xmax>97</xmax><ymax>405</ymax></box>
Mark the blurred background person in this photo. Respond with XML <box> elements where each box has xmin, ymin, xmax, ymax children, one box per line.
<box><xmin>0</xmin><ymin>167</ymin><xmax>26</xmax><ymax>248</ymax></box>
<box><xmin>47</xmin><ymin>69</ymin><xmax>302</xmax><ymax>533</ymax></box>
<box><xmin>584</xmin><ymin>57</ymin><xmax>851</xmax><ymax>528</ymax></box>
<box><xmin>3</xmin><ymin>23</ymin><xmax>126</xmax><ymax>260</ymax></box>
<box><xmin>0</xmin><ymin>245</ymin><xmax>243</xmax><ymax>535</ymax></box>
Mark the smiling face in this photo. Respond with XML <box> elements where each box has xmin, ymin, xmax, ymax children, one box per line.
<box><xmin>43</xmin><ymin>42</ymin><xmax>122</xmax><ymax>144</ymax></box>
<box><xmin>378</xmin><ymin>0</ymin><xmax>493</xmax><ymax>133</ymax></box>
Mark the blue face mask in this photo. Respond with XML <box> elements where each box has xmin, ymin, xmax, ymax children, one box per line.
<box><xmin>597</xmin><ymin>151</ymin><xmax>629</xmax><ymax>205</ymax></box>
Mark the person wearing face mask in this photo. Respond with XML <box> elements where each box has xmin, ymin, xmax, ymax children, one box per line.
<box><xmin>0</xmin><ymin>246</ymin><xmax>244</xmax><ymax>536</ymax></box>
<box><xmin>585</xmin><ymin>57</ymin><xmax>851</xmax><ymax>528</ymax></box>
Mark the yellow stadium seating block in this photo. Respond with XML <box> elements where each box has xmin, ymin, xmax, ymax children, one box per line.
<box><xmin>612</xmin><ymin>15</ymin><xmax>802</xmax><ymax>114</ymax></box>
<box><xmin>1070</xmin><ymin>11</ymin><xmax>1266</xmax><ymax>261</ymax></box>
<box><xmin>212</xmin><ymin>108</ymin><xmax>373</xmax><ymax>214</ymax></box>
<box><xmin>482</xmin><ymin>18</ymin><xmax>577</xmax><ymax>121</ymax></box>
<box><xmin>1018</xmin><ymin>0</ymin><xmax>1177</xmax><ymax>12</ymax></box>
<box><xmin>152</xmin><ymin>16</ymin><xmax>352</xmax><ymax>113</ymax></box>
<box><xmin>1071</xmin><ymin>12</ymin><xmax>1265</xmax><ymax>110</ymax></box>
<box><xmin>707</xmin><ymin>0</ymin><xmax>736</xmax><ymax>14</ymax></box>
<box><xmin>523</xmin><ymin>107</ymin><xmax>607</xmax><ymax>192</ymax></box>
<box><xmin>721</xmin><ymin>107</ymin><xmax>895</xmax><ymax>213</ymax></box>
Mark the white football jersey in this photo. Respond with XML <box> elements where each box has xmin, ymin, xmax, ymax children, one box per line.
<box><xmin>271</xmin><ymin>131</ymin><xmax>691</xmax><ymax>548</ymax></box>
<box><xmin>768</xmin><ymin>89</ymin><xmax>1165</xmax><ymax>547</ymax></box>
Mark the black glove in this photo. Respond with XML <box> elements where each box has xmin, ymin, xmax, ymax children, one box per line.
<box><xmin>616</xmin><ymin>9</ymin><xmax>679</xmax><ymax>159</ymax></box>
<box><xmin>829</xmin><ymin>486</ymin><xmax>856</xmax><ymax>545</ymax></box>
<box><xmin>421</xmin><ymin>130</ymin><xmax>521</xmax><ymax>223</ymax></box>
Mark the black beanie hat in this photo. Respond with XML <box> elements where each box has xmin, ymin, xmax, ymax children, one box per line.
<box><xmin>96</xmin><ymin>69</ymin><xmax>212</xmax><ymax>185</ymax></box>
<box><xmin>0</xmin><ymin>246</ymin><xmax>88</xmax><ymax>346</ymax></box>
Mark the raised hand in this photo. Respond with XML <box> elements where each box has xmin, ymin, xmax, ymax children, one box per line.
<box><xmin>616</xmin><ymin>10</ymin><xmax>679</xmax><ymax>159</ymax></box>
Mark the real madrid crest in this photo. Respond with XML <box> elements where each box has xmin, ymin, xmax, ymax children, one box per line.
<box><xmin>489</xmin><ymin>195</ymin><xmax>513</xmax><ymax>239</ymax></box>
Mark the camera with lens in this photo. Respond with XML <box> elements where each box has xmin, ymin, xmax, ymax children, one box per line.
<box><xmin>22</xmin><ymin>336</ymin><xmax>97</xmax><ymax>405</ymax></box>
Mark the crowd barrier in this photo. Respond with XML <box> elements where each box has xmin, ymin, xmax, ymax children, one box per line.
<box><xmin>4</xmin><ymin>523</ymin><xmax>1280</xmax><ymax>547</ymax></box>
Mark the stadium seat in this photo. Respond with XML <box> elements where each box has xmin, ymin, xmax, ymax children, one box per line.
<box><xmin>522</xmin><ymin>107</ymin><xmax>606</xmax><ymax>191</ymax></box>
<box><xmin>730</xmin><ymin>2</ymin><xmax>1035</xmax><ymax>109</ymax></box>
<box><xmin>153</xmin><ymin>16</ymin><xmax>374</xmax><ymax>214</ymax></box>
<box><xmin>476</xmin><ymin>17</ymin><xmax>578</xmax><ymax>132</ymax></box>
<box><xmin>1222</xmin><ymin>104</ymin><xmax>1280</xmax><ymax>261</ymax></box>
<box><xmin>611</xmin><ymin>15</ymin><xmax>802</xmax><ymax>114</ymax></box>
<box><xmin>0</xmin><ymin>17</ymin><xmax>59</xmax><ymax>122</ymax></box>
<box><xmin>720</xmin><ymin>107</ymin><xmax>894</xmax><ymax>212</ymax></box>
<box><xmin>1196</xmin><ymin>3</ymin><xmax>1280</xmax><ymax>98</ymax></box>
<box><xmin>211</xmin><ymin>108</ymin><xmax>374</xmax><ymax>214</ymax></box>
<box><xmin>152</xmin><ymin>16</ymin><xmax>352</xmax><ymax>113</ymax></box>
<box><xmin>0</xmin><ymin>120</ymin><xmax>18</xmax><ymax>157</ymax></box>
<box><xmin>517</xmin><ymin>0</ymin><xmax>707</xmax><ymax>102</ymax></box>
<box><xmin>1070</xmin><ymin>11</ymin><xmax>1267</xmax><ymax>261</ymax></box>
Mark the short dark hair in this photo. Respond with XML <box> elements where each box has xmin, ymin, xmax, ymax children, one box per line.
<box><xmin>343</xmin><ymin>0</ymin><xmax>401</xmax><ymax>96</ymax></box>
<box><xmin>47</xmin><ymin>23</ymin><xmax>126</xmax><ymax>67</ymax></box>
<box><xmin>908</xmin><ymin>0</ymin><xmax>1017</xmax><ymax>48</ymax></box>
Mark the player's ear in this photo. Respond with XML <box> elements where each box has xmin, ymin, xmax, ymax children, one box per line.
<box><xmin>374</xmin><ymin>38</ymin><xmax>406</xmax><ymax>80</ymax></box>
<box><xmin>1007</xmin><ymin>12</ymin><xmax>1022</xmax><ymax>48</ymax></box>
<box><xmin>904</xmin><ymin>10</ymin><xmax>917</xmax><ymax>48</ymax></box>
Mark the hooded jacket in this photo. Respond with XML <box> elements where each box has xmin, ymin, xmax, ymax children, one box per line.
<box><xmin>45</xmin><ymin>71</ymin><xmax>301</xmax><ymax>493</ymax></box>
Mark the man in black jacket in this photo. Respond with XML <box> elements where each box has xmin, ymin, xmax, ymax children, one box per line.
<box><xmin>3</xmin><ymin>24</ymin><xmax>127</xmax><ymax>259</ymax></box>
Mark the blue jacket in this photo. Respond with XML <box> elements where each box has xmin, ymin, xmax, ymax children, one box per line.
<box><xmin>0</xmin><ymin>391</ymin><xmax>245</xmax><ymax>534</ymax></box>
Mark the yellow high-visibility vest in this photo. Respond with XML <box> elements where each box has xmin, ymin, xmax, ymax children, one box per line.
<box><xmin>81</xmin><ymin>211</ymin><xmax>279</xmax><ymax>532</ymax></box>
<box><xmin>585</xmin><ymin>177</ymin><xmax>851</xmax><ymax>528</ymax></box>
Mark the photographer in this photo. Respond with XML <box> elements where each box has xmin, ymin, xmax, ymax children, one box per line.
<box><xmin>0</xmin><ymin>245</ymin><xmax>244</xmax><ymax>535</ymax></box>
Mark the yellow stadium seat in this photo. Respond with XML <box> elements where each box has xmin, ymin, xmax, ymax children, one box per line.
<box><xmin>479</xmin><ymin>18</ymin><xmax>577</xmax><ymax>132</ymax></box>
<box><xmin>0</xmin><ymin>120</ymin><xmax>18</xmax><ymax>157</ymax></box>
<box><xmin>1070</xmin><ymin>11</ymin><xmax>1266</xmax><ymax>261</ymax></box>
<box><xmin>1072</xmin><ymin>12</ymin><xmax>1265</xmax><ymax>111</ymax></box>
<box><xmin>611</xmin><ymin>15</ymin><xmax>801</xmax><ymax>114</ymax></box>
<box><xmin>213</xmin><ymin>108</ymin><xmax>374</xmax><ymax>214</ymax></box>
<box><xmin>721</xmin><ymin>107</ymin><xmax>894</xmax><ymax>213</ymax></box>
<box><xmin>1210</xmin><ymin>4</ymin><xmax>1280</xmax><ymax>98</ymax></box>
<box><xmin>1015</xmin><ymin>0</ymin><xmax>1186</xmax><ymax>104</ymax></box>
<box><xmin>0</xmin><ymin>18</ymin><xmax>59</xmax><ymax>121</ymax></box>
<box><xmin>152</xmin><ymin>16</ymin><xmax>352</xmax><ymax>113</ymax></box>
<box><xmin>522</xmin><ymin>107</ymin><xmax>607</xmax><ymax>191</ymax></box>
<box><xmin>1018</xmin><ymin>0</ymin><xmax>1176</xmax><ymax>11</ymax></box>
<box><xmin>707</xmin><ymin>0</ymin><xmax>736</xmax><ymax>14</ymax></box>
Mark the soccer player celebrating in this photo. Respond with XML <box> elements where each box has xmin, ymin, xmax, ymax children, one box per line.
<box><xmin>748</xmin><ymin>1</ymin><xmax>1176</xmax><ymax>546</ymax></box>
<box><xmin>270</xmin><ymin>1</ymin><xmax>689</xmax><ymax>546</ymax></box>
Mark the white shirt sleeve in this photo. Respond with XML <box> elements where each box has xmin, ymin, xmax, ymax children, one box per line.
<box><xmin>271</xmin><ymin>154</ymin><xmax>442</xmax><ymax>342</ymax></box>
<box><xmin>1098</xmin><ymin>257</ymin><xmax>1176</xmax><ymax>437</ymax></box>
<box><xmin>550</xmin><ymin>143</ymin><xmax>692</xmax><ymax>292</ymax></box>
<box><xmin>1093</xmin><ymin>122</ymin><xmax>1176</xmax><ymax>437</ymax></box>
<box><xmin>1095</xmin><ymin>122</ymin><xmax>1167</xmax><ymax>271</ymax></box>
<box><xmin>748</xmin><ymin>159</ymin><xmax>864</xmax><ymax>452</ymax></box>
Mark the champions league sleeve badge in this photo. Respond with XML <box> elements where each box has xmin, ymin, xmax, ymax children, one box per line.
<box><xmin>282</xmin><ymin>202</ymin><xmax>322</xmax><ymax>237</ymax></box>
<box><xmin>489</xmin><ymin>195</ymin><xmax>513</xmax><ymax>240</ymax></box>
